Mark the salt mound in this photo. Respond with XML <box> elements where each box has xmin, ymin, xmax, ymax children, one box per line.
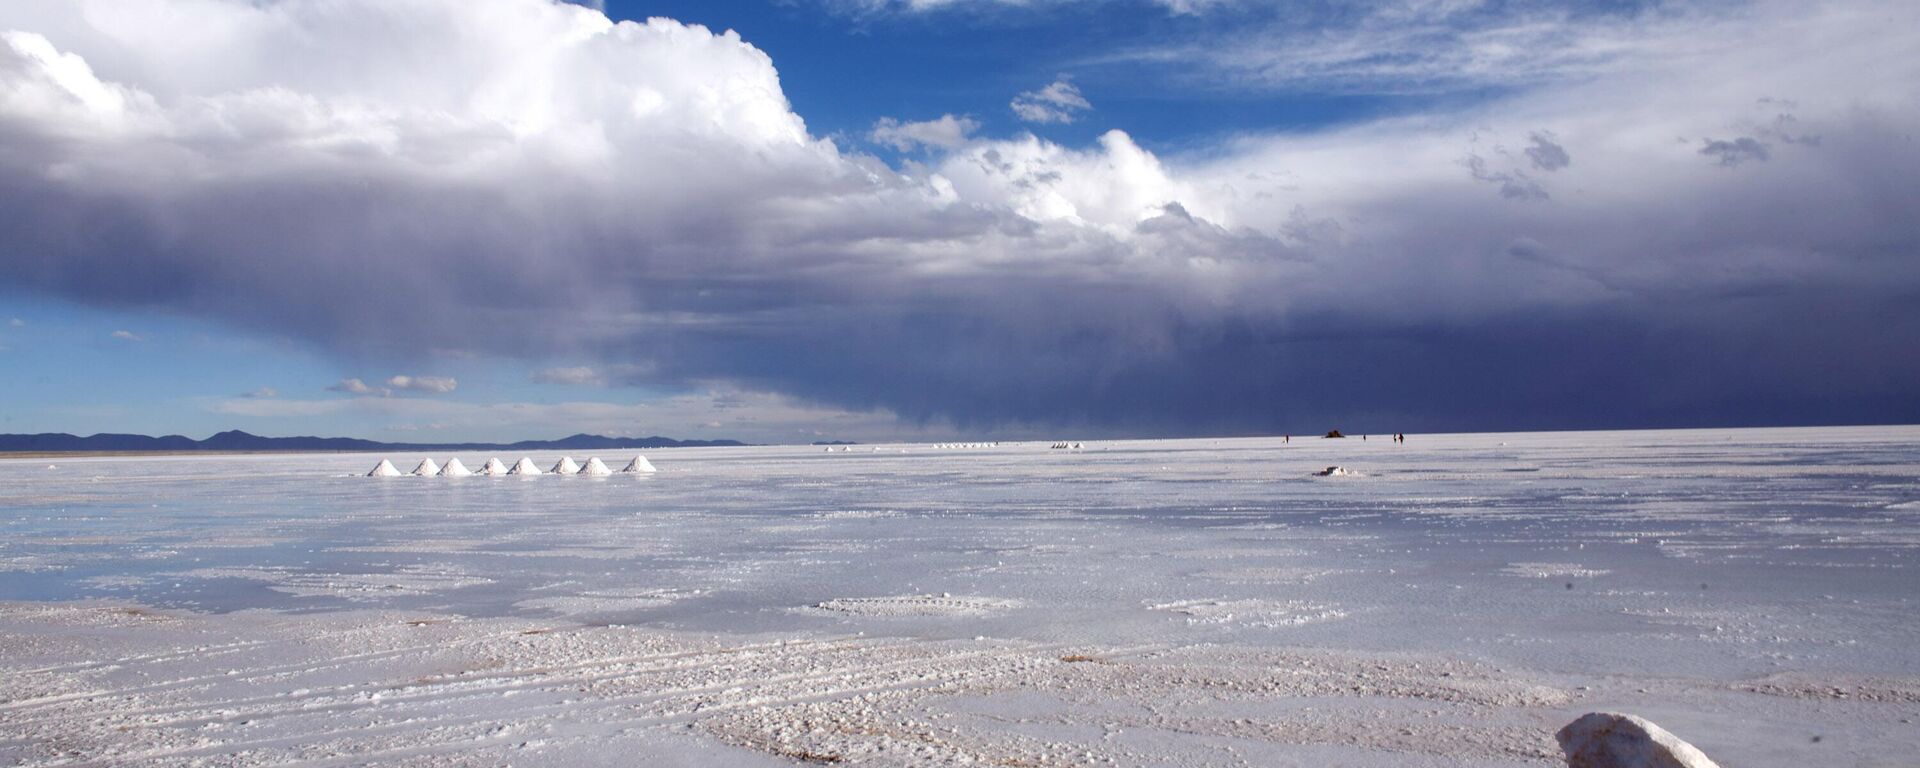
<box><xmin>366</xmin><ymin>459</ymin><xmax>402</xmax><ymax>477</ymax></box>
<box><xmin>1314</xmin><ymin>466</ymin><xmax>1351</xmax><ymax>477</ymax></box>
<box><xmin>621</xmin><ymin>455</ymin><xmax>656</xmax><ymax>473</ymax></box>
<box><xmin>478</xmin><ymin>458</ymin><xmax>509</xmax><ymax>476</ymax></box>
<box><xmin>507</xmin><ymin>457</ymin><xmax>542</xmax><ymax>475</ymax></box>
<box><xmin>1557</xmin><ymin>712</ymin><xmax>1720</xmax><ymax>768</ymax></box>
<box><xmin>579</xmin><ymin>457</ymin><xmax>613</xmax><ymax>476</ymax></box>
<box><xmin>410</xmin><ymin>458</ymin><xmax>441</xmax><ymax>477</ymax></box>
<box><xmin>550</xmin><ymin>456</ymin><xmax>581</xmax><ymax>475</ymax></box>
<box><xmin>438</xmin><ymin>458</ymin><xmax>473</xmax><ymax>477</ymax></box>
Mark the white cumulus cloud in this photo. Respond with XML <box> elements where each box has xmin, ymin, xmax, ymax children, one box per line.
<box><xmin>1009</xmin><ymin>77</ymin><xmax>1090</xmax><ymax>124</ymax></box>
<box><xmin>870</xmin><ymin>114</ymin><xmax>979</xmax><ymax>151</ymax></box>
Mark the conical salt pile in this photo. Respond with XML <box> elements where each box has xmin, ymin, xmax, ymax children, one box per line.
<box><xmin>550</xmin><ymin>456</ymin><xmax>581</xmax><ymax>475</ymax></box>
<box><xmin>507</xmin><ymin>457</ymin><xmax>542</xmax><ymax>475</ymax></box>
<box><xmin>367</xmin><ymin>459</ymin><xmax>402</xmax><ymax>477</ymax></box>
<box><xmin>479</xmin><ymin>458</ymin><xmax>509</xmax><ymax>476</ymax></box>
<box><xmin>411</xmin><ymin>458</ymin><xmax>441</xmax><ymax>476</ymax></box>
<box><xmin>579</xmin><ymin>457</ymin><xmax>613</xmax><ymax>476</ymax></box>
<box><xmin>620</xmin><ymin>455</ymin><xmax>656</xmax><ymax>473</ymax></box>
<box><xmin>439</xmin><ymin>458</ymin><xmax>473</xmax><ymax>477</ymax></box>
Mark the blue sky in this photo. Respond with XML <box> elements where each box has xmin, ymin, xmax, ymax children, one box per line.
<box><xmin>1</xmin><ymin>0</ymin><xmax>1915</xmax><ymax>443</ymax></box>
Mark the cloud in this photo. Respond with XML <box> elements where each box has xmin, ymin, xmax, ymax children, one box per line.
<box><xmin>385</xmin><ymin>374</ymin><xmax>457</xmax><ymax>394</ymax></box>
<box><xmin>1524</xmin><ymin>131</ymin><xmax>1570</xmax><ymax>171</ymax></box>
<box><xmin>109</xmin><ymin>330</ymin><xmax>143</xmax><ymax>342</ymax></box>
<box><xmin>1010</xmin><ymin>78</ymin><xmax>1090</xmax><ymax>124</ymax></box>
<box><xmin>241</xmin><ymin>386</ymin><xmax>278</xmax><ymax>398</ymax></box>
<box><xmin>210</xmin><ymin>385</ymin><xmax>906</xmax><ymax>443</ymax></box>
<box><xmin>2</xmin><ymin>0</ymin><xmax>1918</xmax><ymax>436</ymax></box>
<box><xmin>7</xmin><ymin>318</ymin><xmax>22</xmax><ymax>327</ymax></box>
<box><xmin>870</xmin><ymin>114</ymin><xmax>978</xmax><ymax>151</ymax></box>
<box><xmin>532</xmin><ymin>366</ymin><xmax>606</xmax><ymax>386</ymax></box>
<box><xmin>1463</xmin><ymin>154</ymin><xmax>1548</xmax><ymax>201</ymax></box>
<box><xmin>327</xmin><ymin>378</ymin><xmax>387</xmax><ymax>397</ymax></box>
<box><xmin>1700</xmin><ymin>136</ymin><xmax>1770</xmax><ymax>166</ymax></box>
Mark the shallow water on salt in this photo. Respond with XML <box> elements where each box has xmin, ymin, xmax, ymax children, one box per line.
<box><xmin>4</xmin><ymin>426</ymin><xmax>1918</xmax><ymax>688</ymax></box>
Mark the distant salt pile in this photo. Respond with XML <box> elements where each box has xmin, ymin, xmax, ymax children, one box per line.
<box><xmin>1314</xmin><ymin>466</ymin><xmax>1351</xmax><ymax>477</ymax></box>
<box><xmin>410</xmin><ymin>458</ymin><xmax>441</xmax><ymax>477</ymax></box>
<box><xmin>478</xmin><ymin>458</ymin><xmax>509</xmax><ymax>476</ymax></box>
<box><xmin>579</xmin><ymin>457</ymin><xmax>613</xmax><ymax>476</ymax></box>
<box><xmin>366</xmin><ymin>459</ymin><xmax>402</xmax><ymax>477</ymax></box>
<box><xmin>621</xmin><ymin>455</ymin><xmax>656</xmax><ymax>473</ymax></box>
<box><xmin>507</xmin><ymin>457</ymin><xmax>542</xmax><ymax>476</ymax></box>
<box><xmin>550</xmin><ymin>456</ymin><xmax>581</xmax><ymax>475</ymax></box>
<box><xmin>438</xmin><ymin>458</ymin><xmax>473</xmax><ymax>477</ymax></box>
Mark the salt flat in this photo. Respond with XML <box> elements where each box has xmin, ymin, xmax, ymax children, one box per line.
<box><xmin>2</xmin><ymin>427</ymin><xmax>1918</xmax><ymax>765</ymax></box>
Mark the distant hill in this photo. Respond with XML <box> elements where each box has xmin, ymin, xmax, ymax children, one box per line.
<box><xmin>0</xmin><ymin>430</ymin><xmax>747</xmax><ymax>453</ymax></box>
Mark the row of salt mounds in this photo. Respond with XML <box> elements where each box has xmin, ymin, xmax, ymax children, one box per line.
<box><xmin>369</xmin><ymin>455</ymin><xmax>657</xmax><ymax>477</ymax></box>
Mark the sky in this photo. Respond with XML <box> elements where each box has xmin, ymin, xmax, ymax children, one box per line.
<box><xmin>0</xmin><ymin>0</ymin><xmax>1916</xmax><ymax>444</ymax></box>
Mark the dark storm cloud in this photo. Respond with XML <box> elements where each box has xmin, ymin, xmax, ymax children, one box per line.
<box><xmin>1700</xmin><ymin>136</ymin><xmax>1770</xmax><ymax>166</ymax></box>
<box><xmin>1</xmin><ymin>0</ymin><xmax>1917</xmax><ymax>436</ymax></box>
<box><xmin>1464</xmin><ymin>154</ymin><xmax>1549</xmax><ymax>201</ymax></box>
<box><xmin>1524</xmin><ymin>132</ymin><xmax>1571</xmax><ymax>171</ymax></box>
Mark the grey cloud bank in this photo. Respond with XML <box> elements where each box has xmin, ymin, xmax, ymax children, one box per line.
<box><xmin>1</xmin><ymin>0</ymin><xmax>1916</xmax><ymax>436</ymax></box>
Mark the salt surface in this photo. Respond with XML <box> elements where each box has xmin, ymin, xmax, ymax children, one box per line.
<box><xmin>2</xmin><ymin>427</ymin><xmax>1918</xmax><ymax>766</ymax></box>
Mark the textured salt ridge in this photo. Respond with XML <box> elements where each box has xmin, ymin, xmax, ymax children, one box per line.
<box><xmin>0</xmin><ymin>602</ymin><xmax>1589</xmax><ymax>767</ymax></box>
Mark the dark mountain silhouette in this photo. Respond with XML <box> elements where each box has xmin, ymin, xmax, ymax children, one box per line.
<box><xmin>0</xmin><ymin>430</ymin><xmax>746</xmax><ymax>453</ymax></box>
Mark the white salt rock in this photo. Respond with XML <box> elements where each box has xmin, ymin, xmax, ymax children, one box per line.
<box><xmin>579</xmin><ymin>457</ymin><xmax>613</xmax><ymax>476</ymax></box>
<box><xmin>1557</xmin><ymin>712</ymin><xmax>1721</xmax><ymax>768</ymax></box>
<box><xmin>439</xmin><ymin>458</ymin><xmax>472</xmax><ymax>477</ymax></box>
<box><xmin>410</xmin><ymin>458</ymin><xmax>441</xmax><ymax>477</ymax></box>
<box><xmin>550</xmin><ymin>456</ymin><xmax>581</xmax><ymax>475</ymax></box>
<box><xmin>367</xmin><ymin>460</ymin><xmax>402</xmax><ymax>477</ymax></box>
<box><xmin>507</xmin><ymin>457</ymin><xmax>542</xmax><ymax>475</ymax></box>
<box><xmin>478</xmin><ymin>458</ymin><xmax>509</xmax><ymax>476</ymax></box>
<box><xmin>1314</xmin><ymin>466</ymin><xmax>1350</xmax><ymax>477</ymax></box>
<box><xmin>620</xmin><ymin>455</ymin><xmax>656</xmax><ymax>473</ymax></box>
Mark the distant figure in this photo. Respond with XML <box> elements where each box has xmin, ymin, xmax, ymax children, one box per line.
<box><xmin>1284</xmin><ymin>435</ymin><xmax>1290</xmax><ymax>443</ymax></box>
<box><xmin>1363</xmin><ymin>434</ymin><xmax>1367</xmax><ymax>441</ymax></box>
<box><xmin>1324</xmin><ymin>430</ymin><xmax>1345</xmax><ymax>439</ymax></box>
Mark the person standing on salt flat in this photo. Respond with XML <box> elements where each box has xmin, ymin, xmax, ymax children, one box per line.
<box><xmin>367</xmin><ymin>459</ymin><xmax>402</xmax><ymax>477</ymax></box>
<box><xmin>439</xmin><ymin>458</ymin><xmax>473</xmax><ymax>477</ymax></box>
<box><xmin>410</xmin><ymin>458</ymin><xmax>441</xmax><ymax>476</ymax></box>
<box><xmin>478</xmin><ymin>458</ymin><xmax>509</xmax><ymax>476</ymax></box>
<box><xmin>550</xmin><ymin>456</ymin><xmax>581</xmax><ymax>475</ymax></box>
<box><xmin>578</xmin><ymin>457</ymin><xmax>613</xmax><ymax>476</ymax></box>
<box><xmin>621</xmin><ymin>456</ymin><xmax>656</xmax><ymax>473</ymax></box>
<box><xmin>507</xmin><ymin>457</ymin><xmax>542</xmax><ymax>475</ymax></box>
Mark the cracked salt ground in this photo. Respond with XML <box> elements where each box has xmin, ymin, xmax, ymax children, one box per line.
<box><xmin>3</xmin><ymin>427</ymin><xmax>1920</xmax><ymax>765</ymax></box>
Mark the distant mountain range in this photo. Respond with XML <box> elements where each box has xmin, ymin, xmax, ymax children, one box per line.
<box><xmin>0</xmin><ymin>430</ymin><xmax>747</xmax><ymax>453</ymax></box>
